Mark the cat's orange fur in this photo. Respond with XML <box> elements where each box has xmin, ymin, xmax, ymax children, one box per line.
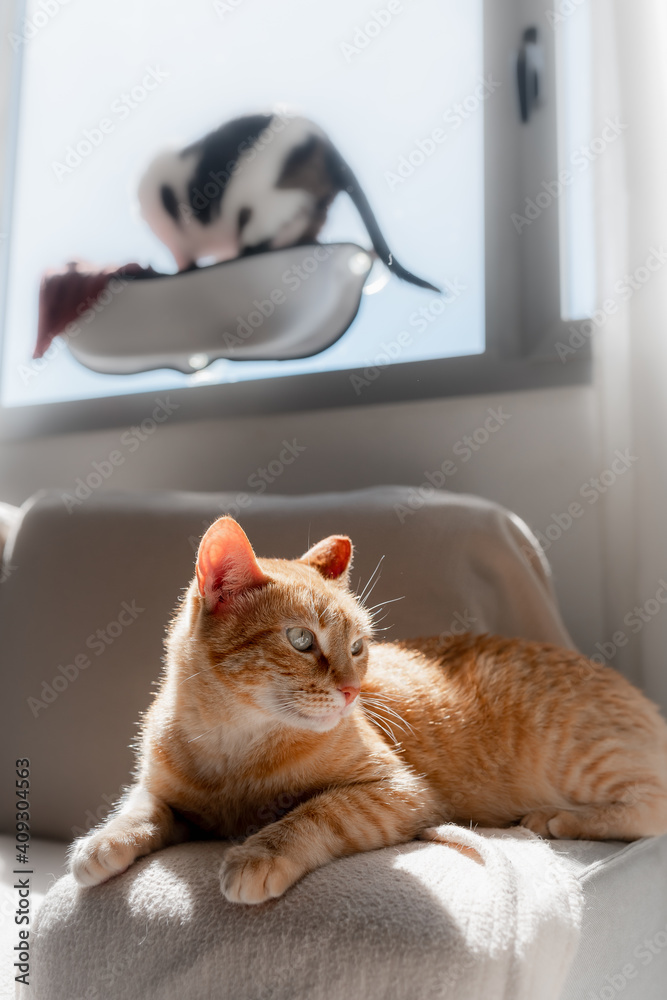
<box><xmin>70</xmin><ymin>517</ymin><xmax>667</xmax><ymax>903</ymax></box>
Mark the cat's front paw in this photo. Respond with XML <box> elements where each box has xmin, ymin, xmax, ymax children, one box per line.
<box><xmin>220</xmin><ymin>844</ymin><xmax>300</xmax><ymax>904</ymax></box>
<box><xmin>70</xmin><ymin>831</ymin><xmax>142</xmax><ymax>887</ymax></box>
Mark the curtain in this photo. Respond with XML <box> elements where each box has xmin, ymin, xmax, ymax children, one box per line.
<box><xmin>592</xmin><ymin>0</ymin><xmax>667</xmax><ymax>710</ymax></box>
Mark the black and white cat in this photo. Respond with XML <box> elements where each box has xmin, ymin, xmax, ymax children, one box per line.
<box><xmin>138</xmin><ymin>111</ymin><xmax>439</xmax><ymax>292</ymax></box>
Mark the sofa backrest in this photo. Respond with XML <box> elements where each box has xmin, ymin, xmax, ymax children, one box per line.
<box><xmin>0</xmin><ymin>486</ymin><xmax>571</xmax><ymax>840</ymax></box>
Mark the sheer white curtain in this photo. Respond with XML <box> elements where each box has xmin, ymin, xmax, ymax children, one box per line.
<box><xmin>592</xmin><ymin>0</ymin><xmax>667</xmax><ymax>709</ymax></box>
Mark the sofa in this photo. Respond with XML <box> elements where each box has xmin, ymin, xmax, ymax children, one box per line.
<box><xmin>1</xmin><ymin>486</ymin><xmax>666</xmax><ymax>999</ymax></box>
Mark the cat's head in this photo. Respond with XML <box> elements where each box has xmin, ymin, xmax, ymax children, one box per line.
<box><xmin>180</xmin><ymin>517</ymin><xmax>374</xmax><ymax>733</ymax></box>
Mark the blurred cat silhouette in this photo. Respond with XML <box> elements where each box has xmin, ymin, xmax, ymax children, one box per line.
<box><xmin>138</xmin><ymin>111</ymin><xmax>439</xmax><ymax>291</ymax></box>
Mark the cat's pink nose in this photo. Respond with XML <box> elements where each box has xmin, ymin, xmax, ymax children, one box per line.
<box><xmin>338</xmin><ymin>685</ymin><xmax>360</xmax><ymax>706</ymax></box>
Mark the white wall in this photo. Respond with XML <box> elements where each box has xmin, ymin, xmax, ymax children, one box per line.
<box><xmin>0</xmin><ymin>383</ymin><xmax>606</xmax><ymax>654</ymax></box>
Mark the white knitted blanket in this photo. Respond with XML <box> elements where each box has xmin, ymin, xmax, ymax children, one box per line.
<box><xmin>27</xmin><ymin>825</ymin><xmax>583</xmax><ymax>1000</ymax></box>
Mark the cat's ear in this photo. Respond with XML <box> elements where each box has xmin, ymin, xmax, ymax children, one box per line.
<box><xmin>196</xmin><ymin>517</ymin><xmax>268</xmax><ymax>612</ymax></box>
<box><xmin>299</xmin><ymin>535</ymin><xmax>353</xmax><ymax>585</ymax></box>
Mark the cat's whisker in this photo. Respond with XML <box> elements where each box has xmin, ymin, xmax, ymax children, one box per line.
<box><xmin>178</xmin><ymin>668</ymin><xmax>215</xmax><ymax>686</ymax></box>
<box><xmin>358</xmin><ymin>556</ymin><xmax>383</xmax><ymax>601</ymax></box>
<box><xmin>357</xmin><ymin>556</ymin><xmax>385</xmax><ymax>605</ymax></box>
<box><xmin>368</xmin><ymin>710</ymin><xmax>414</xmax><ymax>736</ymax></box>
<box><xmin>360</xmin><ymin>705</ymin><xmax>402</xmax><ymax>746</ymax></box>
<box><xmin>365</xmin><ymin>596</ymin><xmax>405</xmax><ymax>614</ymax></box>
<box><xmin>364</xmin><ymin>693</ymin><xmax>404</xmax><ymax>707</ymax></box>
<box><xmin>360</xmin><ymin>697</ymin><xmax>401</xmax><ymax>721</ymax></box>
<box><xmin>177</xmin><ymin>660</ymin><xmax>227</xmax><ymax>686</ymax></box>
<box><xmin>271</xmin><ymin>692</ymin><xmax>300</xmax><ymax>711</ymax></box>
<box><xmin>179</xmin><ymin>671</ymin><xmax>204</xmax><ymax>684</ymax></box>
<box><xmin>361</xmin><ymin>708</ymin><xmax>411</xmax><ymax>738</ymax></box>
<box><xmin>187</xmin><ymin>722</ymin><xmax>225</xmax><ymax>744</ymax></box>
<box><xmin>360</xmin><ymin>575</ymin><xmax>382</xmax><ymax>609</ymax></box>
<box><xmin>371</xmin><ymin>612</ymin><xmax>389</xmax><ymax>630</ymax></box>
<box><xmin>304</xmin><ymin>526</ymin><xmax>318</xmax><ymax>620</ymax></box>
<box><xmin>271</xmin><ymin>691</ymin><xmax>333</xmax><ymax>723</ymax></box>
<box><xmin>367</xmin><ymin>603</ymin><xmax>404</xmax><ymax>628</ymax></box>
<box><xmin>361</xmin><ymin>695</ymin><xmax>415</xmax><ymax>734</ymax></box>
<box><xmin>360</xmin><ymin>703</ymin><xmax>390</xmax><ymax>732</ymax></box>
<box><xmin>368</xmin><ymin>609</ymin><xmax>389</xmax><ymax>622</ymax></box>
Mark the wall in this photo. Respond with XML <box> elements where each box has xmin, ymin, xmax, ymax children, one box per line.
<box><xmin>0</xmin><ymin>383</ymin><xmax>606</xmax><ymax>654</ymax></box>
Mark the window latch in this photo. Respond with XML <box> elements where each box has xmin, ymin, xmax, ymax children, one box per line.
<box><xmin>517</xmin><ymin>27</ymin><xmax>541</xmax><ymax>123</ymax></box>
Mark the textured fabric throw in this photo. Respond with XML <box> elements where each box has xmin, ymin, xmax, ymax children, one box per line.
<box><xmin>31</xmin><ymin>827</ymin><xmax>583</xmax><ymax>1000</ymax></box>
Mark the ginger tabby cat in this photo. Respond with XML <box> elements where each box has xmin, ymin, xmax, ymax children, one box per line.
<box><xmin>70</xmin><ymin>517</ymin><xmax>667</xmax><ymax>904</ymax></box>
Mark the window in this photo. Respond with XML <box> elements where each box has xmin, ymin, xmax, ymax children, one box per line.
<box><xmin>0</xmin><ymin>0</ymin><xmax>591</xmax><ymax>434</ymax></box>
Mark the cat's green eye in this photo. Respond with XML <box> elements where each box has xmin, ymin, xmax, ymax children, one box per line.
<box><xmin>287</xmin><ymin>627</ymin><xmax>315</xmax><ymax>652</ymax></box>
<box><xmin>351</xmin><ymin>638</ymin><xmax>364</xmax><ymax>656</ymax></box>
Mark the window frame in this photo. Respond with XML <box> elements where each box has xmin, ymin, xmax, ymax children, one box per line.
<box><xmin>0</xmin><ymin>0</ymin><xmax>591</xmax><ymax>442</ymax></box>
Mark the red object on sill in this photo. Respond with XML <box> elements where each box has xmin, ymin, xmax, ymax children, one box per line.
<box><xmin>34</xmin><ymin>258</ymin><xmax>158</xmax><ymax>359</ymax></box>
